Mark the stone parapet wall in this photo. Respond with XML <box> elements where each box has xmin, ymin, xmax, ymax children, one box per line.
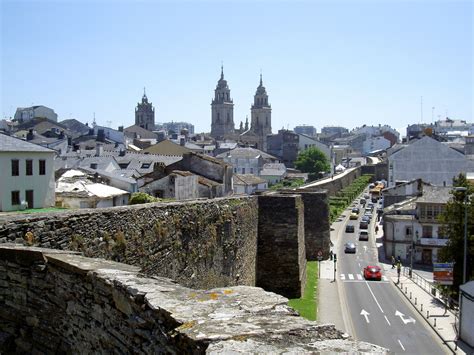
<box><xmin>0</xmin><ymin>197</ymin><xmax>258</xmax><ymax>290</ymax></box>
<box><xmin>0</xmin><ymin>245</ymin><xmax>388</xmax><ymax>354</ymax></box>
<box><xmin>304</xmin><ymin>167</ymin><xmax>362</xmax><ymax>197</ymax></box>
<box><xmin>256</xmin><ymin>194</ymin><xmax>306</xmax><ymax>298</ymax></box>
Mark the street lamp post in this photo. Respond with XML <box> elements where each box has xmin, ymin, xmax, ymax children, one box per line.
<box><xmin>453</xmin><ymin>187</ymin><xmax>468</xmax><ymax>284</ymax></box>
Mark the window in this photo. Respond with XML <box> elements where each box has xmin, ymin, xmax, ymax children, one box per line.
<box><xmin>26</xmin><ymin>160</ymin><xmax>33</xmax><ymax>176</ymax></box>
<box><xmin>250</xmin><ymin>168</ymin><xmax>254</xmax><ymax>174</ymax></box>
<box><xmin>242</xmin><ymin>168</ymin><xmax>246</xmax><ymax>174</ymax></box>
<box><xmin>426</xmin><ymin>205</ymin><xmax>433</xmax><ymax>220</ymax></box>
<box><xmin>11</xmin><ymin>191</ymin><xmax>20</xmax><ymax>205</ymax></box>
<box><xmin>39</xmin><ymin>160</ymin><xmax>46</xmax><ymax>175</ymax></box>
<box><xmin>140</xmin><ymin>163</ymin><xmax>151</xmax><ymax>169</ymax></box>
<box><xmin>422</xmin><ymin>225</ymin><xmax>433</xmax><ymax>238</ymax></box>
<box><xmin>405</xmin><ymin>226</ymin><xmax>412</xmax><ymax>237</ymax></box>
<box><xmin>90</xmin><ymin>163</ymin><xmax>98</xmax><ymax>169</ymax></box>
<box><xmin>11</xmin><ymin>159</ymin><xmax>19</xmax><ymax>176</ymax></box>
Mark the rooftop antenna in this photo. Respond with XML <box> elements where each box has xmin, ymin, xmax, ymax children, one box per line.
<box><xmin>420</xmin><ymin>96</ymin><xmax>423</xmax><ymax>123</ymax></box>
<box><xmin>92</xmin><ymin>112</ymin><xmax>96</xmax><ymax>127</ymax></box>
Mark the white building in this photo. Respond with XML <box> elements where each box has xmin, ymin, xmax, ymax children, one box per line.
<box><xmin>260</xmin><ymin>163</ymin><xmax>287</xmax><ymax>185</ymax></box>
<box><xmin>0</xmin><ymin>133</ymin><xmax>56</xmax><ymax>211</ymax></box>
<box><xmin>232</xmin><ymin>174</ymin><xmax>268</xmax><ymax>195</ymax></box>
<box><xmin>216</xmin><ymin>147</ymin><xmax>278</xmax><ymax>175</ymax></box>
<box><xmin>387</xmin><ymin>136</ymin><xmax>473</xmax><ymax>187</ymax></box>
<box><xmin>14</xmin><ymin>105</ymin><xmax>58</xmax><ymax>123</ymax></box>
<box><xmin>56</xmin><ymin>170</ymin><xmax>130</xmax><ymax>208</ymax></box>
<box><xmin>383</xmin><ymin>186</ymin><xmax>451</xmax><ymax>265</ymax></box>
<box><xmin>362</xmin><ymin>136</ymin><xmax>391</xmax><ymax>155</ymax></box>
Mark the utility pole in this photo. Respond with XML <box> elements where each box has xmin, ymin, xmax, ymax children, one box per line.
<box><xmin>333</xmin><ymin>254</ymin><xmax>337</xmax><ymax>282</ymax></box>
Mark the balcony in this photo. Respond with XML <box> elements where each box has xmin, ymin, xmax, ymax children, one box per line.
<box><xmin>418</xmin><ymin>238</ymin><xmax>448</xmax><ymax>247</ymax></box>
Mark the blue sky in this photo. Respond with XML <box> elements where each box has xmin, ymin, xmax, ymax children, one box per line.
<box><xmin>1</xmin><ymin>0</ymin><xmax>472</xmax><ymax>137</ymax></box>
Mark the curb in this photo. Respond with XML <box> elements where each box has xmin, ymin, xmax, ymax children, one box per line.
<box><xmin>393</xmin><ymin>279</ymin><xmax>457</xmax><ymax>354</ymax></box>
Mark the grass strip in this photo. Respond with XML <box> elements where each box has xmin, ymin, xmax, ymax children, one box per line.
<box><xmin>288</xmin><ymin>261</ymin><xmax>318</xmax><ymax>320</ymax></box>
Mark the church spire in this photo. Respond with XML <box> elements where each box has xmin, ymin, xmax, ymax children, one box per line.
<box><xmin>220</xmin><ymin>64</ymin><xmax>224</xmax><ymax>80</ymax></box>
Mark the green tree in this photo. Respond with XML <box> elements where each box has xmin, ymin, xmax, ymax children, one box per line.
<box><xmin>294</xmin><ymin>147</ymin><xmax>330</xmax><ymax>181</ymax></box>
<box><xmin>437</xmin><ymin>173</ymin><xmax>474</xmax><ymax>292</ymax></box>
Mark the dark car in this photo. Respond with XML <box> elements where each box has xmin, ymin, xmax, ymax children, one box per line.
<box><xmin>364</xmin><ymin>265</ymin><xmax>382</xmax><ymax>280</ymax></box>
<box><xmin>344</xmin><ymin>242</ymin><xmax>356</xmax><ymax>253</ymax></box>
<box><xmin>345</xmin><ymin>224</ymin><xmax>355</xmax><ymax>233</ymax></box>
<box><xmin>359</xmin><ymin>220</ymin><xmax>368</xmax><ymax>230</ymax></box>
<box><xmin>359</xmin><ymin>230</ymin><xmax>369</xmax><ymax>241</ymax></box>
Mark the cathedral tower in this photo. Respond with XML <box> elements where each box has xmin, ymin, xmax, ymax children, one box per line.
<box><xmin>251</xmin><ymin>74</ymin><xmax>272</xmax><ymax>148</ymax></box>
<box><xmin>211</xmin><ymin>66</ymin><xmax>235</xmax><ymax>139</ymax></box>
<box><xmin>135</xmin><ymin>88</ymin><xmax>155</xmax><ymax>131</ymax></box>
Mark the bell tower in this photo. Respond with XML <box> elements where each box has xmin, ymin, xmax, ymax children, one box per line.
<box><xmin>135</xmin><ymin>88</ymin><xmax>155</xmax><ymax>131</ymax></box>
<box><xmin>211</xmin><ymin>66</ymin><xmax>235</xmax><ymax>139</ymax></box>
<box><xmin>251</xmin><ymin>74</ymin><xmax>272</xmax><ymax>149</ymax></box>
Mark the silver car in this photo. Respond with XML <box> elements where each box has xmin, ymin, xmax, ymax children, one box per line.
<box><xmin>344</xmin><ymin>242</ymin><xmax>356</xmax><ymax>253</ymax></box>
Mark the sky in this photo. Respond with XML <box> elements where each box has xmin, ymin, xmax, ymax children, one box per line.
<box><xmin>1</xmin><ymin>0</ymin><xmax>472</xmax><ymax>137</ymax></box>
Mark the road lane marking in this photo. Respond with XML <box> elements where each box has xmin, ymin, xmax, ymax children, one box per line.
<box><xmin>398</xmin><ymin>339</ymin><xmax>405</xmax><ymax>351</ymax></box>
<box><xmin>382</xmin><ymin>276</ymin><xmax>388</xmax><ymax>281</ymax></box>
<box><xmin>357</xmin><ymin>274</ymin><xmax>362</xmax><ymax>280</ymax></box>
<box><xmin>358</xmin><ymin>262</ymin><xmax>361</xmax><ymax>267</ymax></box>
<box><xmin>348</xmin><ymin>274</ymin><xmax>354</xmax><ymax>280</ymax></box>
<box><xmin>340</xmin><ymin>274</ymin><xmax>345</xmax><ymax>280</ymax></box>
<box><xmin>395</xmin><ymin>310</ymin><xmax>416</xmax><ymax>325</ymax></box>
<box><xmin>384</xmin><ymin>315</ymin><xmax>391</xmax><ymax>326</ymax></box>
<box><xmin>365</xmin><ymin>281</ymin><xmax>384</xmax><ymax>313</ymax></box>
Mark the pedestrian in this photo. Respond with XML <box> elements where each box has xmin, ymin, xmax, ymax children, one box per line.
<box><xmin>375</xmin><ymin>225</ymin><xmax>379</xmax><ymax>234</ymax></box>
<box><xmin>397</xmin><ymin>262</ymin><xmax>401</xmax><ymax>283</ymax></box>
<box><xmin>391</xmin><ymin>256</ymin><xmax>396</xmax><ymax>269</ymax></box>
<box><xmin>397</xmin><ymin>255</ymin><xmax>401</xmax><ymax>264</ymax></box>
<box><xmin>330</xmin><ymin>250</ymin><xmax>333</xmax><ymax>260</ymax></box>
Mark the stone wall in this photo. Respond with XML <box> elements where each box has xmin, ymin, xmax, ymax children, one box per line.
<box><xmin>295</xmin><ymin>190</ymin><xmax>330</xmax><ymax>260</ymax></box>
<box><xmin>0</xmin><ymin>197</ymin><xmax>258</xmax><ymax>290</ymax></box>
<box><xmin>0</xmin><ymin>245</ymin><xmax>388</xmax><ymax>354</ymax></box>
<box><xmin>303</xmin><ymin>167</ymin><xmax>362</xmax><ymax>197</ymax></box>
<box><xmin>256</xmin><ymin>194</ymin><xmax>306</xmax><ymax>298</ymax></box>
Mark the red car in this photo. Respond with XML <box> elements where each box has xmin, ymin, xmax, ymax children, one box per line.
<box><xmin>364</xmin><ymin>265</ymin><xmax>382</xmax><ymax>281</ymax></box>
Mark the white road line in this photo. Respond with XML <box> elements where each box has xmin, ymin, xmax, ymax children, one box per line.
<box><xmin>348</xmin><ymin>274</ymin><xmax>354</xmax><ymax>280</ymax></box>
<box><xmin>384</xmin><ymin>315</ymin><xmax>391</xmax><ymax>326</ymax></box>
<box><xmin>340</xmin><ymin>274</ymin><xmax>346</xmax><ymax>280</ymax></box>
<box><xmin>383</xmin><ymin>276</ymin><xmax>388</xmax><ymax>281</ymax></box>
<box><xmin>398</xmin><ymin>339</ymin><xmax>405</xmax><ymax>351</ymax></box>
<box><xmin>358</xmin><ymin>262</ymin><xmax>361</xmax><ymax>267</ymax></box>
<box><xmin>357</xmin><ymin>274</ymin><xmax>363</xmax><ymax>280</ymax></box>
<box><xmin>365</xmin><ymin>281</ymin><xmax>384</xmax><ymax>313</ymax></box>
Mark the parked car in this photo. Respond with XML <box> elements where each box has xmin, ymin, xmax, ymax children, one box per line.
<box><xmin>364</xmin><ymin>265</ymin><xmax>382</xmax><ymax>280</ymax></box>
<box><xmin>345</xmin><ymin>224</ymin><xmax>355</xmax><ymax>233</ymax></box>
<box><xmin>359</xmin><ymin>230</ymin><xmax>369</xmax><ymax>241</ymax></box>
<box><xmin>344</xmin><ymin>242</ymin><xmax>356</xmax><ymax>253</ymax></box>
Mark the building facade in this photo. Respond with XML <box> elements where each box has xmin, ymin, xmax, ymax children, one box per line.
<box><xmin>14</xmin><ymin>105</ymin><xmax>58</xmax><ymax>123</ymax></box>
<box><xmin>0</xmin><ymin>134</ymin><xmax>55</xmax><ymax>211</ymax></box>
<box><xmin>210</xmin><ymin>66</ymin><xmax>234</xmax><ymax>139</ymax></box>
<box><xmin>387</xmin><ymin>136</ymin><xmax>472</xmax><ymax>187</ymax></box>
<box><xmin>135</xmin><ymin>90</ymin><xmax>155</xmax><ymax>131</ymax></box>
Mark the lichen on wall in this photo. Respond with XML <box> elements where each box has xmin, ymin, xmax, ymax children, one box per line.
<box><xmin>0</xmin><ymin>197</ymin><xmax>258</xmax><ymax>290</ymax></box>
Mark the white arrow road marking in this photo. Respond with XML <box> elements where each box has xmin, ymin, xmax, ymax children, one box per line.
<box><xmin>357</xmin><ymin>274</ymin><xmax>363</xmax><ymax>280</ymax></box>
<box><xmin>363</xmin><ymin>246</ymin><xmax>367</xmax><ymax>252</ymax></box>
<box><xmin>360</xmin><ymin>309</ymin><xmax>370</xmax><ymax>323</ymax></box>
<box><xmin>395</xmin><ymin>310</ymin><xmax>416</xmax><ymax>325</ymax></box>
<box><xmin>340</xmin><ymin>274</ymin><xmax>345</xmax><ymax>280</ymax></box>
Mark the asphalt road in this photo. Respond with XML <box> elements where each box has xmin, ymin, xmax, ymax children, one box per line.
<box><xmin>336</xmin><ymin>197</ymin><xmax>449</xmax><ymax>354</ymax></box>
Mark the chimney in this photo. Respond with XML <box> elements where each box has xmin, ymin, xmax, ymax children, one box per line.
<box><xmin>96</xmin><ymin>143</ymin><xmax>104</xmax><ymax>156</ymax></box>
<box><xmin>118</xmin><ymin>126</ymin><xmax>124</xmax><ymax>132</ymax></box>
<box><xmin>26</xmin><ymin>129</ymin><xmax>34</xmax><ymax>141</ymax></box>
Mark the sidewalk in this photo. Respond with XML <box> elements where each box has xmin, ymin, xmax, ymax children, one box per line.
<box><xmin>391</xmin><ymin>273</ymin><xmax>471</xmax><ymax>354</ymax></box>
